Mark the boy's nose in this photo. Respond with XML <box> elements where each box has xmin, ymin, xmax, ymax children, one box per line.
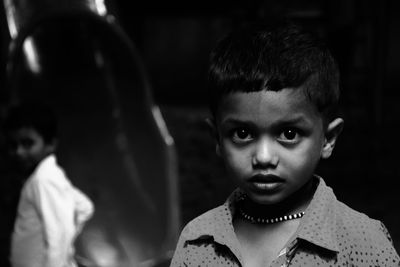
<box><xmin>252</xmin><ymin>138</ymin><xmax>278</xmax><ymax>168</ymax></box>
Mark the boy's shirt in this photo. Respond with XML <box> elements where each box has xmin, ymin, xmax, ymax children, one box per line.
<box><xmin>10</xmin><ymin>154</ymin><xmax>94</xmax><ymax>267</ymax></box>
<box><xmin>171</xmin><ymin>177</ymin><xmax>400</xmax><ymax>267</ymax></box>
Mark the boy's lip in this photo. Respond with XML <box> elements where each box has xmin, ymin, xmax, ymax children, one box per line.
<box><xmin>248</xmin><ymin>174</ymin><xmax>284</xmax><ymax>192</ymax></box>
<box><xmin>249</xmin><ymin>173</ymin><xmax>284</xmax><ymax>183</ymax></box>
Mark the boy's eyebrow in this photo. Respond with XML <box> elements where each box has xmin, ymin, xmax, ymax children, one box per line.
<box><xmin>273</xmin><ymin>115</ymin><xmax>313</xmax><ymax>126</ymax></box>
<box><xmin>220</xmin><ymin>115</ymin><xmax>313</xmax><ymax>127</ymax></box>
<box><xmin>220</xmin><ymin>118</ymin><xmax>256</xmax><ymax>127</ymax></box>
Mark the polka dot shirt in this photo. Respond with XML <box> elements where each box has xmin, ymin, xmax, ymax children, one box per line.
<box><xmin>170</xmin><ymin>177</ymin><xmax>400</xmax><ymax>266</ymax></box>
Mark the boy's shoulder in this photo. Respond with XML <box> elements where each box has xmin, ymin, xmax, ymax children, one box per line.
<box><xmin>329</xmin><ymin>197</ymin><xmax>399</xmax><ymax>264</ymax></box>
<box><xmin>310</xmin><ymin>178</ymin><xmax>392</xmax><ymax>243</ymax></box>
<box><xmin>28</xmin><ymin>155</ymin><xmax>71</xmax><ymax>189</ymax></box>
<box><xmin>285</xmin><ymin>177</ymin><xmax>398</xmax><ymax>263</ymax></box>
<box><xmin>180</xmin><ymin>203</ymin><xmax>232</xmax><ymax>240</ymax></box>
<box><xmin>333</xmin><ymin>197</ymin><xmax>393</xmax><ymax>246</ymax></box>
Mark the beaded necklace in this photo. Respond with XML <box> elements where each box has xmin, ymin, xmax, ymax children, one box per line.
<box><xmin>238</xmin><ymin>208</ymin><xmax>305</xmax><ymax>224</ymax></box>
<box><xmin>237</xmin><ymin>195</ymin><xmax>305</xmax><ymax>224</ymax></box>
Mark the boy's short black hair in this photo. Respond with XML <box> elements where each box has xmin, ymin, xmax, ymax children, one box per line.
<box><xmin>3</xmin><ymin>102</ymin><xmax>58</xmax><ymax>144</ymax></box>
<box><xmin>208</xmin><ymin>21</ymin><xmax>340</xmax><ymax>121</ymax></box>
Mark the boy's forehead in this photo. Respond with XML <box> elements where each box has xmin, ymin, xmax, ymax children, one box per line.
<box><xmin>216</xmin><ymin>89</ymin><xmax>321</xmax><ymax>124</ymax></box>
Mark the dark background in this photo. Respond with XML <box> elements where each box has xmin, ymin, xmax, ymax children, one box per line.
<box><xmin>0</xmin><ymin>0</ymin><xmax>400</xmax><ymax>258</ymax></box>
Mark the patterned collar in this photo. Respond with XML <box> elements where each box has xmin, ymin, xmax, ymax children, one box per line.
<box><xmin>182</xmin><ymin>176</ymin><xmax>339</xmax><ymax>255</ymax></box>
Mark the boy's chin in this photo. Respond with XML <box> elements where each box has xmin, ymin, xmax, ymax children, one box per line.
<box><xmin>246</xmin><ymin>192</ymin><xmax>288</xmax><ymax>206</ymax></box>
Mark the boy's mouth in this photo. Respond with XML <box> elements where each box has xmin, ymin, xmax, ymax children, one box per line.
<box><xmin>248</xmin><ymin>174</ymin><xmax>284</xmax><ymax>191</ymax></box>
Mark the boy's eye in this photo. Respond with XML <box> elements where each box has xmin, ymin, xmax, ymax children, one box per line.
<box><xmin>278</xmin><ymin>128</ymin><xmax>300</xmax><ymax>143</ymax></box>
<box><xmin>231</xmin><ymin>128</ymin><xmax>253</xmax><ymax>143</ymax></box>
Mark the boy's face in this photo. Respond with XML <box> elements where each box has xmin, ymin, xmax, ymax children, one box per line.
<box><xmin>214</xmin><ymin>88</ymin><xmax>342</xmax><ymax>206</ymax></box>
<box><xmin>7</xmin><ymin>127</ymin><xmax>55</xmax><ymax>174</ymax></box>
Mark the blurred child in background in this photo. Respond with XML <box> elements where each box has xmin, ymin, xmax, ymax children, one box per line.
<box><xmin>4</xmin><ymin>102</ymin><xmax>94</xmax><ymax>267</ymax></box>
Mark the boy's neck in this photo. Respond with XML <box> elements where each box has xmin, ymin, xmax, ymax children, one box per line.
<box><xmin>240</xmin><ymin>177</ymin><xmax>318</xmax><ymax>218</ymax></box>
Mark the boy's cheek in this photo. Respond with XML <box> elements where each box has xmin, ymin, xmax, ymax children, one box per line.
<box><xmin>221</xmin><ymin>149</ymin><xmax>248</xmax><ymax>172</ymax></box>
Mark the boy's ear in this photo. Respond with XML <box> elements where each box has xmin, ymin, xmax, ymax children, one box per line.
<box><xmin>321</xmin><ymin>118</ymin><xmax>344</xmax><ymax>159</ymax></box>
<box><xmin>205</xmin><ymin>118</ymin><xmax>221</xmax><ymax>156</ymax></box>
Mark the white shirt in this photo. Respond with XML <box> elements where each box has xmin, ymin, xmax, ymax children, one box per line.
<box><xmin>10</xmin><ymin>154</ymin><xmax>94</xmax><ymax>267</ymax></box>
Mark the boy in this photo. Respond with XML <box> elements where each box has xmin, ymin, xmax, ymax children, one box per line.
<box><xmin>170</xmin><ymin>22</ymin><xmax>399</xmax><ymax>266</ymax></box>
<box><xmin>4</xmin><ymin>102</ymin><xmax>94</xmax><ymax>267</ymax></box>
